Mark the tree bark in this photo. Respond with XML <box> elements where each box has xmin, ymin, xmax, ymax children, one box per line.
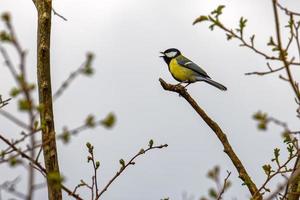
<box><xmin>36</xmin><ymin>0</ymin><xmax>62</xmax><ymax>199</ymax></box>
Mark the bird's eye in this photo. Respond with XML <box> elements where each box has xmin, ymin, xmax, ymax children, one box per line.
<box><xmin>165</xmin><ymin>51</ymin><xmax>177</xmax><ymax>58</ymax></box>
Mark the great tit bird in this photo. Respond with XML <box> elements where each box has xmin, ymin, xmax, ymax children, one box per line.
<box><xmin>160</xmin><ymin>48</ymin><xmax>227</xmax><ymax>91</ymax></box>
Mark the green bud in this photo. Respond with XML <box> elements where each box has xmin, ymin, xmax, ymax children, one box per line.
<box><xmin>36</xmin><ymin>103</ymin><xmax>45</xmax><ymax>113</ymax></box>
<box><xmin>86</xmin><ymin>142</ymin><xmax>92</xmax><ymax>149</ymax></box>
<box><xmin>0</xmin><ymin>150</ymin><xmax>4</xmax><ymax>158</ymax></box>
<box><xmin>208</xmin><ymin>188</ymin><xmax>218</xmax><ymax>198</ymax></box>
<box><xmin>81</xmin><ymin>52</ymin><xmax>95</xmax><ymax>76</ymax></box>
<box><xmin>148</xmin><ymin>139</ymin><xmax>154</xmax><ymax>148</ymax></box>
<box><xmin>18</xmin><ymin>99</ymin><xmax>31</xmax><ymax>111</ymax></box>
<box><xmin>262</xmin><ymin>164</ymin><xmax>272</xmax><ymax>177</ymax></box>
<box><xmin>27</xmin><ymin>83</ymin><xmax>36</xmax><ymax>91</ymax></box>
<box><xmin>47</xmin><ymin>172</ymin><xmax>64</xmax><ymax>189</ymax></box>
<box><xmin>253</xmin><ymin>111</ymin><xmax>266</xmax><ymax>120</ymax></box>
<box><xmin>101</xmin><ymin>112</ymin><xmax>116</xmax><ymax>128</ymax></box>
<box><xmin>258</xmin><ymin>121</ymin><xmax>267</xmax><ymax>130</ymax></box>
<box><xmin>85</xmin><ymin>115</ymin><xmax>95</xmax><ymax>127</ymax></box>
<box><xmin>211</xmin><ymin>5</ymin><xmax>225</xmax><ymax>16</ymax></box>
<box><xmin>287</xmin><ymin>144</ymin><xmax>295</xmax><ymax>158</ymax></box>
<box><xmin>282</xmin><ymin>130</ymin><xmax>291</xmax><ymax>143</ymax></box>
<box><xmin>239</xmin><ymin>17</ymin><xmax>247</xmax><ymax>30</ymax></box>
<box><xmin>274</xmin><ymin>148</ymin><xmax>280</xmax><ymax>160</ymax></box>
<box><xmin>96</xmin><ymin>161</ymin><xmax>100</xmax><ymax>169</ymax></box>
<box><xmin>139</xmin><ymin>148</ymin><xmax>145</xmax><ymax>154</ymax></box>
<box><xmin>226</xmin><ymin>33</ymin><xmax>233</xmax><ymax>40</ymax></box>
<box><xmin>224</xmin><ymin>180</ymin><xmax>231</xmax><ymax>190</ymax></box>
<box><xmin>267</xmin><ymin>36</ymin><xmax>276</xmax><ymax>46</ymax></box>
<box><xmin>34</xmin><ymin>121</ymin><xmax>39</xmax><ymax>130</ymax></box>
<box><xmin>200</xmin><ymin>198</ymin><xmax>208</xmax><ymax>200</ymax></box>
<box><xmin>119</xmin><ymin>159</ymin><xmax>125</xmax><ymax>168</ymax></box>
<box><xmin>1</xmin><ymin>12</ymin><xmax>10</xmax><ymax>22</ymax></box>
<box><xmin>193</xmin><ymin>15</ymin><xmax>209</xmax><ymax>25</ymax></box>
<box><xmin>207</xmin><ymin>165</ymin><xmax>220</xmax><ymax>180</ymax></box>
<box><xmin>60</xmin><ymin>128</ymin><xmax>70</xmax><ymax>144</ymax></box>
<box><xmin>250</xmin><ymin>34</ymin><xmax>255</xmax><ymax>46</ymax></box>
<box><xmin>9</xmin><ymin>157</ymin><xmax>21</xmax><ymax>167</ymax></box>
<box><xmin>0</xmin><ymin>31</ymin><xmax>12</xmax><ymax>42</ymax></box>
<box><xmin>10</xmin><ymin>87</ymin><xmax>21</xmax><ymax>97</ymax></box>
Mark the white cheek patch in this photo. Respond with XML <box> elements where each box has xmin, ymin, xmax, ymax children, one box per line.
<box><xmin>165</xmin><ymin>51</ymin><xmax>177</xmax><ymax>58</ymax></box>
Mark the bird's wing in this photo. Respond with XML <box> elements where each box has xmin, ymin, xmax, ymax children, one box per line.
<box><xmin>176</xmin><ymin>55</ymin><xmax>210</xmax><ymax>78</ymax></box>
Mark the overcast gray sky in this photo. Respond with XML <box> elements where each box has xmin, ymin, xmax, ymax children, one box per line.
<box><xmin>1</xmin><ymin>0</ymin><xmax>300</xmax><ymax>199</ymax></box>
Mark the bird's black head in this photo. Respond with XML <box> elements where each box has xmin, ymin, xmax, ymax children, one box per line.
<box><xmin>160</xmin><ymin>48</ymin><xmax>181</xmax><ymax>65</ymax></box>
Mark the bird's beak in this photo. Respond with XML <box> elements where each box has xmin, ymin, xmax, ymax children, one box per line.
<box><xmin>159</xmin><ymin>52</ymin><xmax>165</xmax><ymax>57</ymax></box>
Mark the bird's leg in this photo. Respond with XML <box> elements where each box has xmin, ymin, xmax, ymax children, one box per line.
<box><xmin>176</xmin><ymin>81</ymin><xmax>188</xmax><ymax>87</ymax></box>
<box><xmin>175</xmin><ymin>82</ymin><xmax>183</xmax><ymax>86</ymax></box>
<box><xmin>176</xmin><ymin>81</ymin><xmax>189</xmax><ymax>97</ymax></box>
<box><xmin>184</xmin><ymin>83</ymin><xmax>191</xmax><ymax>88</ymax></box>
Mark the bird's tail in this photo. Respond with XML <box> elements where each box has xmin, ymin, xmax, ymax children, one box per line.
<box><xmin>196</xmin><ymin>77</ymin><xmax>227</xmax><ymax>91</ymax></box>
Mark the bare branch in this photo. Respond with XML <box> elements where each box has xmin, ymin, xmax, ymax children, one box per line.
<box><xmin>159</xmin><ymin>78</ymin><xmax>261</xmax><ymax>199</ymax></box>
<box><xmin>97</xmin><ymin>143</ymin><xmax>168</xmax><ymax>199</ymax></box>
<box><xmin>53</xmin><ymin>53</ymin><xmax>94</xmax><ymax>101</ymax></box>
<box><xmin>0</xmin><ymin>133</ymin><xmax>84</xmax><ymax>200</ymax></box>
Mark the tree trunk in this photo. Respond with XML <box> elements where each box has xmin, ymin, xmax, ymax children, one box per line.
<box><xmin>36</xmin><ymin>0</ymin><xmax>62</xmax><ymax>199</ymax></box>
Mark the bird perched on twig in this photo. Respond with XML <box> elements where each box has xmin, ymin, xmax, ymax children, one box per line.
<box><xmin>160</xmin><ymin>48</ymin><xmax>227</xmax><ymax>91</ymax></box>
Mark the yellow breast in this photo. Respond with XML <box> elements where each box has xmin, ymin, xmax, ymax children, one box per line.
<box><xmin>169</xmin><ymin>59</ymin><xmax>195</xmax><ymax>82</ymax></box>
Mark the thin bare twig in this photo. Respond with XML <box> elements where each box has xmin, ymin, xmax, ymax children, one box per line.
<box><xmin>0</xmin><ymin>45</ymin><xmax>18</xmax><ymax>82</ymax></box>
<box><xmin>96</xmin><ymin>143</ymin><xmax>168</xmax><ymax>199</ymax></box>
<box><xmin>52</xmin><ymin>8</ymin><xmax>67</xmax><ymax>21</ymax></box>
<box><xmin>276</xmin><ymin>2</ymin><xmax>300</xmax><ymax>16</ymax></box>
<box><xmin>0</xmin><ymin>96</ymin><xmax>11</xmax><ymax>109</ymax></box>
<box><xmin>290</xmin><ymin>15</ymin><xmax>300</xmax><ymax>62</ymax></box>
<box><xmin>216</xmin><ymin>171</ymin><xmax>231</xmax><ymax>200</ymax></box>
<box><xmin>0</xmin><ymin>109</ymin><xmax>30</xmax><ymax>130</ymax></box>
<box><xmin>32</xmin><ymin>0</ymin><xmax>67</xmax><ymax>21</ymax></box>
<box><xmin>53</xmin><ymin>53</ymin><xmax>94</xmax><ymax>101</ymax></box>
<box><xmin>0</xmin><ymin>177</ymin><xmax>27</xmax><ymax>199</ymax></box>
<box><xmin>245</xmin><ymin>63</ymin><xmax>285</xmax><ymax>76</ymax></box>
